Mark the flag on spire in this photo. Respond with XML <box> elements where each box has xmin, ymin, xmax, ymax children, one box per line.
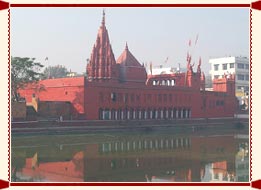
<box><xmin>188</xmin><ymin>39</ymin><xmax>191</xmax><ymax>46</ymax></box>
<box><xmin>187</xmin><ymin>52</ymin><xmax>190</xmax><ymax>62</ymax></box>
<box><xmin>150</xmin><ymin>62</ymin><xmax>153</xmax><ymax>75</ymax></box>
<box><xmin>195</xmin><ymin>34</ymin><xmax>199</xmax><ymax>45</ymax></box>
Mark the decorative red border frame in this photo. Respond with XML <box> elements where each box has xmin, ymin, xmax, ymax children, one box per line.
<box><xmin>0</xmin><ymin>0</ymin><xmax>260</xmax><ymax>189</ymax></box>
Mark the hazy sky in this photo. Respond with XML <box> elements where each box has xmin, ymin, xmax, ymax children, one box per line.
<box><xmin>11</xmin><ymin>8</ymin><xmax>249</xmax><ymax>74</ymax></box>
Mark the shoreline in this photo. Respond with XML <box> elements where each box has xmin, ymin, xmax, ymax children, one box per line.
<box><xmin>11</xmin><ymin>116</ymin><xmax>249</xmax><ymax>136</ymax></box>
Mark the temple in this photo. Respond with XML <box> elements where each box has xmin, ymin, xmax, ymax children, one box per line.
<box><xmin>18</xmin><ymin>11</ymin><xmax>237</xmax><ymax>121</ymax></box>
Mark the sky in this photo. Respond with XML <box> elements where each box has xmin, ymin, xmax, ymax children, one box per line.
<box><xmin>11</xmin><ymin>8</ymin><xmax>249</xmax><ymax>75</ymax></box>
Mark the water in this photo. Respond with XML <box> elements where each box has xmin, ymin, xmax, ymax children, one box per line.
<box><xmin>11</xmin><ymin>128</ymin><xmax>249</xmax><ymax>182</ymax></box>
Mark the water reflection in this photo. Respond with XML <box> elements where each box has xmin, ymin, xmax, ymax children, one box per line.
<box><xmin>11</xmin><ymin>131</ymin><xmax>249</xmax><ymax>182</ymax></box>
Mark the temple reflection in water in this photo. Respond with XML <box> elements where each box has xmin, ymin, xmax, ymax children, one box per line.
<box><xmin>12</xmin><ymin>133</ymin><xmax>249</xmax><ymax>182</ymax></box>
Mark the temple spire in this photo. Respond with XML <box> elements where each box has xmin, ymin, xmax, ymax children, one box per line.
<box><xmin>101</xmin><ymin>9</ymin><xmax>105</xmax><ymax>27</ymax></box>
<box><xmin>125</xmin><ymin>42</ymin><xmax>128</xmax><ymax>50</ymax></box>
<box><xmin>86</xmin><ymin>9</ymin><xmax>118</xmax><ymax>80</ymax></box>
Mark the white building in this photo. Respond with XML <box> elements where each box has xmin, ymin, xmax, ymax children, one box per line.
<box><xmin>209</xmin><ymin>56</ymin><xmax>249</xmax><ymax>97</ymax></box>
<box><xmin>147</xmin><ymin>65</ymin><xmax>187</xmax><ymax>75</ymax></box>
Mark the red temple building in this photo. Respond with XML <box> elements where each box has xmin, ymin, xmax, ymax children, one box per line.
<box><xmin>19</xmin><ymin>11</ymin><xmax>236</xmax><ymax>121</ymax></box>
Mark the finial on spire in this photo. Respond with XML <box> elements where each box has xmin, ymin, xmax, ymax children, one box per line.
<box><xmin>102</xmin><ymin>9</ymin><xmax>105</xmax><ymax>26</ymax></box>
<box><xmin>125</xmin><ymin>42</ymin><xmax>128</xmax><ymax>50</ymax></box>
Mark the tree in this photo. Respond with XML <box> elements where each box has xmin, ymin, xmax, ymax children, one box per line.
<box><xmin>42</xmin><ymin>65</ymin><xmax>68</xmax><ymax>79</ymax></box>
<box><xmin>11</xmin><ymin>57</ymin><xmax>44</xmax><ymax>101</ymax></box>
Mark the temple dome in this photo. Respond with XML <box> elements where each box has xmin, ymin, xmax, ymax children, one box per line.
<box><xmin>117</xmin><ymin>43</ymin><xmax>147</xmax><ymax>83</ymax></box>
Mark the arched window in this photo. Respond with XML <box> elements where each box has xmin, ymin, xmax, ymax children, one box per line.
<box><xmin>159</xmin><ymin>109</ymin><xmax>164</xmax><ymax>119</ymax></box>
<box><xmin>169</xmin><ymin>108</ymin><xmax>173</xmax><ymax>119</ymax></box>
<box><xmin>99</xmin><ymin>108</ymin><xmax>103</xmax><ymax>120</ymax></box>
<box><xmin>174</xmin><ymin>108</ymin><xmax>178</xmax><ymax>119</ymax></box>
<box><xmin>164</xmin><ymin>108</ymin><xmax>168</xmax><ymax>119</ymax></box>
<box><xmin>127</xmin><ymin>109</ymin><xmax>130</xmax><ymax>120</ymax></box>
<box><xmin>179</xmin><ymin>109</ymin><xmax>182</xmax><ymax>119</ymax></box>
<box><xmin>152</xmin><ymin>109</ymin><xmax>156</xmax><ymax>119</ymax></box>
<box><xmin>155</xmin><ymin>110</ymin><xmax>158</xmax><ymax>119</ymax></box>
<box><xmin>182</xmin><ymin>109</ymin><xmax>186</xmax><ymax>119</ymax></box>
<box><xmin>147</xmin><ymin>109</ymin><xmax>151</xmax><ymax>119</ymax></box>
<box><xmin>162</xmin><ymin>80</ymin><xmax>165</xmax><ymax>86</ymax></box>
<box><xmin>118</xmin><ymin>109</ymin><xmax>122</xmax><ymax>120</ymax></box>
<box><xmin>130</xmin><ymin>108</ymin><xmax>134</xmax><ymax>120</ymax></box>
<box><xmin>121</xmin><ymin>110</ymin><xmax>124</xmax><ymax>119</ymax></box>
<box><xmin>143</xmin><ymin>110</ymin><xmax>148</xmax><ymax>119</ymax></box>
<box><xmin>176</xmin><ymin>108</ymin><xmax>180</xmax><ymax>118</ymax></box>
<box><xmin>111</xmin><ymin>109</ymin><xmax>115</xmax><ymax>120</ymax></box>
<box><xmin>167</xmin><ymin>80</ymin><xmax>170</xmax><ymax>86</ymax></box>
<box><xmin>171</xmin><ymin>79</ymin><xmax>175</xmax><ymax>86</ymax></box>
<box><xmin>115</xmin><ymin>109</ymin><xmax>118</xmax><ymax>120</ymax></box>
<box><xmin>138</xmin><ymin>110</ymin><xmax>142</xmax><ymax>119</ymax></box>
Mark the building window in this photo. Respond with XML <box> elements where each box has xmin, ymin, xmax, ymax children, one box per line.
<box><xmin>222</xmin><ymin>64</ymin><xmax>227</xmax><ymax>70</ymax></box>
<box><xmin>245</xmin><ymin>74</ymin><xmax>249</xmax><ymax>81</ymax></box>
<box><xmin>237</xmin><ymin>63</ymin><xmax>244</xmax><ymax>69</ymax></box>
<box><xmin>245</xmin><ymin>64</ymin><xmax>249</xmax><ymax>70</ymax></box>
<box><xmin>214</xmin><ymin>75</ymin><xmax>219</xmax><ymax>79</ymax></box>
<box><xmin>237</xmin><ymin>86</ymin><xmax>243</xmax><ymax>90</ymax></box>
<box><xmin>111</xmin><ymin>92</ymin><xmax>116</xmax><ymax>102</ymax></box>
<box><xmin>237</xmin><ymin>74</ymin><xmax>245</xmax><ymax>80</ymax></box>
<box><xmin>171</xmin><ymin>79</ymin><xmax>175</xmax><ymax>86</ymax></box>
<box><xmin>214</xmin><ymin>64</ymin><xmax>219</xmax><ymax>71</ymax></box>
<box><xmin>230</xmin><ymin>63</ymin><xmax>235</xmax><ymax>68</ymax></box>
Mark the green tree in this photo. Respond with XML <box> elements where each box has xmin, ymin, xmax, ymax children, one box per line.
<box><xmin>11</xmin><ymin>57</ymin><xmax>44</xmax><ymax>101</ymax></box>
<box><xmin>42</xmin><ymin>65</ymin><xmax>68</xmax><ymax>79</ymax></box>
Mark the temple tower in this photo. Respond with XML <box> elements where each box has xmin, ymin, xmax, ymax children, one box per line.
<box><xmin>185</xmin><ymin>54</ymin><xmax>201</xmax><ymax>90</ymax></box>
<box><xmin>116</xmin><ymin>43</ymin><xmax>147</xmax><ymax>84</ymax></box>
<box><xmin>86</xmin><ymin>10</ymin><xmax>118</xmax><ymax>81</ymax></box>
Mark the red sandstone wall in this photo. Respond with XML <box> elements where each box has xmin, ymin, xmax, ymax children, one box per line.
<box><xmin>123</xmin><ymin>66</ymin><xmax>147</xmax><ymax>84</ymax></box>
<box><xmin>84</xmin><ymin>79</ymin><xmax>235</xmax><ymax>120</ymax></box>
<box><xmin>19</xmin><ymin>77</ymin><xmax>85</xmax><ymax>118</ymax></box>
<box><xmin>201</xmin><ymin>91</ymin><xmax>236</xmax><ymax>118</ymax></box>
<box><xmin>19</xmin><ymin>75</ymin><xmax>235</xmax><ymax>120</ymax></box>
